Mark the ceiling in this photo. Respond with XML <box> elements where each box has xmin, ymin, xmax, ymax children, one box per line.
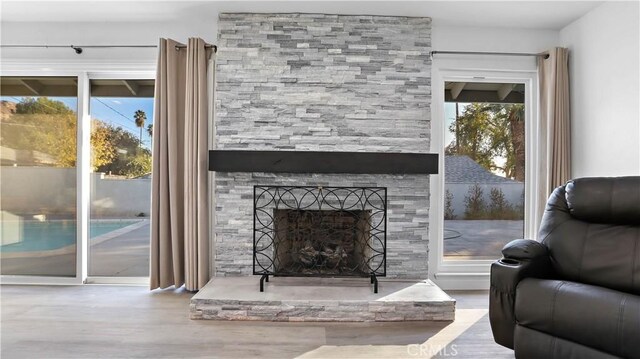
<box><xmin>0</xmin><ymin>0</ymin><xmax>603</xmax><ymax>30</ymax></box>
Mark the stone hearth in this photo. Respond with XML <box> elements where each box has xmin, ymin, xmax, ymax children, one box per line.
<box><xmin>190</xmin><ymin>277</ymin><xmax>455</xmax><ymax>322</ymax></box>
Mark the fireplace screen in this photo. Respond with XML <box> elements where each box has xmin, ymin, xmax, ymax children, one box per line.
<box><xmin>253</xmin><ymin>186</ymin><xmax>387</xmax><ymax>291</ymax></box>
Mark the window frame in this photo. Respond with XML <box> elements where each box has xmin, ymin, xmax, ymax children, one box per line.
<box><xmin>429</xmin><ymin>67</ymin><xmax>541</xmax><ymax>290</ymax></box>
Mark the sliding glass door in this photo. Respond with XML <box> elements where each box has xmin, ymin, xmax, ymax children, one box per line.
<box><xmin>1</xmin><ymin>72</ymin><xmax>154</xmax><ymax>283</ymax></box>
<box><xmin>0</xmin><ymin>77</ymin><xmax>78</xmax><ymax>276</ymax></box>
<box><xmin>88</xmin><ymin>79</ymin><xmax>154</xmax><ymax>277</ymax></box>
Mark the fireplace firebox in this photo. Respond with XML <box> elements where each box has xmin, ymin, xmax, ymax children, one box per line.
<box><xmin>253</xmin><ymin>186</ymin><xmax>387</xmax><ymax>292</ymax></box>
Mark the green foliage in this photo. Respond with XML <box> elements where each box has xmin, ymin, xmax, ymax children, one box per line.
<box><xmin>463</xmin><ymin>184</ymin><xmax>486</xmax><ymax>219</ymax></box>
<box><xmin>488</xmin><ymin>187</ymin><xmax>509</xmax><ymax>214</ymax></box>
<box><xmin>123</xmin><ymin>150</ymin><xmax>152</xmax><ymax>178</ymax></box>
<box><xmin>91</xmin><ymin>120</ymin><xmax>117</xmax><ymax>169</ymax></box>
<box><xmin>2</xmin><ymin>97</ymin><xmax>151</xmax><ymax>177</ymax></box>
<box><xmin>95</xmin><ymin>125</ymin><xmax>152</xmax><ymax>178</ymax></box>
<box><xmin>462</xmin><ymin>185</ymin><xmax>524</xmax><ymax>220</ymax></box>
<box><xmin>134</xmin><ymin>109</ymin><xmax>147</xmax><ymax>145</ymax></box>
<box><xmin>16</xmin><ymin>97</ymin><xmax>74</xmax><ymax>115</ymax></box>
<box><xmin>7</xmin><ymin>98</ymin><xmax>77</xmax><ymax>168</ymax></box>
<box><xmin>488</xmin><ymin>187</ymin><xmax>522</xmax><ymax>220</ymax></box>
<box><xmin>446</xmin><ymin>103</ymin><xmax>525</xmax><ymax>180</ymax></box>
<box><xmin>444</xmin><ymin>189</ymin><xmax>456</xmax><ymax>220</ymax></box>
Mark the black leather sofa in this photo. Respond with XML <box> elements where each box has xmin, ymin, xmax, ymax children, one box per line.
<box><xmin>489</xmin><ymin>176</ymin><xmax>640</xmax><ymax>358</ymax></box>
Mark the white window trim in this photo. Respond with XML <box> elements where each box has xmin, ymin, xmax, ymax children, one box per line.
<box><xmin>429</xmin><ymin>67</ymin><xmax>540</xmax><ymax>290</ymax></box>
<box><xmin>1</xmin><ymin>61</ymin><xmax>155</xmax><ymax>286</ymax></box>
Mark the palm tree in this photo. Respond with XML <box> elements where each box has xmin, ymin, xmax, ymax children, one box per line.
<box><xmin>146</xmin><ymin>124</ymin><xmax>153</xmax><ymax>138</ymax></box>
<box><xmin>133</xmin><ymin>110</ymin><xmax>147</xmax><ymax>146</ymax></box>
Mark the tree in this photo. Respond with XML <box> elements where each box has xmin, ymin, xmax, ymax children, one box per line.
<box><xmin>95</xmin><ymin>125</ymin><xmax>152</xmax><ymax>178</ymax></box>
<box><xmin>444</xmin><ymin>189</ymin><xmax>456</xmax><ymax>220</ymax></box>
<box><xmin>505</xmin><ymin>104</ymin><xmax>525</xmax><ymax>181</ymax></box>
<box><xmin>146</xmin><ymin>124</ymin><xmax>153</xmax><ymax>138</ymax></box>
<box><xmin>446</xmin><ymin>102</ymin><xmax>526</xmax><ymax>180</ymax></box>
<box><xmin>3</xmin><ymin>97</ymin><xmax>153</xmax><ymax>176</ymax></box>
<box><xmin>3</xmin><ymin>97</ymin><xmax>115</xmax><ymax>169</ymax></box>
<box><xmin>134</xmin><ymin>110</ymin><xmax>147</xmax><ymax>146</ymax></box>
<box><xmin>446</xmin><ymin>103</ymin><xmax>506</xmax><ymax>172</ymax></box>
<box><xmin>91</xmin><ymin>120</ymin><xmax>117</xmax><ymax>169</ymax></box>
<box><xmin>15</xmin><ymin>97</ymin><xmax>72</xmax><ymax>115</ymax></box>
<box><xmin>463</xmin><ymin>184</ymin><xmax>486</xmax><ymax>219</ymax></box>
<box><xmin>124</xmin><ymin>150</ymin><xmax>152</xmax><ymax>178</ymax></box>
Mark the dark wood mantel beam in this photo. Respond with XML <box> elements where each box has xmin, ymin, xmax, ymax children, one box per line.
<box><xmin>209</xmin><ymin>150</ymin><xmax>438</xmax><ymax>175</ymax></box>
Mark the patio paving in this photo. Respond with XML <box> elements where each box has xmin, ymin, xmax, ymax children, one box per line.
<box><xmin>89</xmin><ymin>222</ymin><xmax>150</xmax><ymax>276</ymax></box>
<box><xmin>444</xmin><ymin>220</ymin><xmax>524</xmax><ymax>260</ymax></box>
<box><xmin>1</xmin><ymin>221</ymin><xmax>150</xmax><ymax>277</ymax></box>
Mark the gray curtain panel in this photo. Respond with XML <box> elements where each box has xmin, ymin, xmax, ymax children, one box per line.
<box><xmin>150</xmin><ymin>38</ymin><xmax>212</xmax><ymax>291</ymax></box>
<box><xmin>537</xmin><ymin>47</ymin><xmax>571</xmax><ymax>224</ymax></box>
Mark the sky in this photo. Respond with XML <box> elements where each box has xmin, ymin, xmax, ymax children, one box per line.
<box><xmin>444</xmin><ymin>102</ymin><xmax>467</xmax><ymax>148</ymax></box>
<box><xmin>2</xmin><ymin>95</ymin><xmax>154</xmax><ymax>150</ymax></box>
<box><xmin>90</xmin><ymin>97</ymin><xmax>154</xmax><ymax>150</ymax></box>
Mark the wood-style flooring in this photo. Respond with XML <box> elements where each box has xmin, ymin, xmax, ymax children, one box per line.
<box><xmin>0</xmin><ymin>285</ymin><xmax>513</xmax><ymax>358</ymax></box>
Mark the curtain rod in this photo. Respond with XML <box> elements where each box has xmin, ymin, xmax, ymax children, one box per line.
<box><xmin>430</xmin><ymin>50</ymin><xmax>549</xmax><ymax>59</ymax></box>
<box><xmin>0</xmin><ymin>44</ymin><xmax>217</xmax><ymax>54</ymax></box>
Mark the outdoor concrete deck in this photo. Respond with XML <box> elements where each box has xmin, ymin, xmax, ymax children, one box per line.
<box><xmin>1</xmin><ymin>221</ymin><xmax>150</xmax><ymax>277</ymax></box>
<box><xmin>444</xmin><ymin>220</ymin><xmax>524</xmax><ymax>260</ymax></box>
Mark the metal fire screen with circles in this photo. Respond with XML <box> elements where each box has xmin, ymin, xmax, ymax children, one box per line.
<box><xmin>253</xmin><ymin>186</ymin><xmax>387</xmax><ymax>292</ymax></box>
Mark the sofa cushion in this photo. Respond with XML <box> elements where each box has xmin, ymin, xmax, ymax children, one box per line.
<box><xmin>515</xmin><ymin>278</ymin><xmax>640</xmax><ymax>358</ymax></box>
<box><xmin>539</xmin><ymin>178</ymin><xmax>640</xmax><ymax>295</ymax></box>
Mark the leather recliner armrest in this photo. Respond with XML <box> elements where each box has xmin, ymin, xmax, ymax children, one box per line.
<box><xmin>489</xmin><ymin>239</ymin><xmax>554</xmax><ymax>349</ymax></box>
<box><xmin>501</xmin><ymin>238</ymin><xmax>549</xmax><ymax>261</ymax></box>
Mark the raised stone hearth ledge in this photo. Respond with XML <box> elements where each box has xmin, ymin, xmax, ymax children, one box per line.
<box><xmin>190</xmin><ymin>277</ymin><xmax>455</xmax><ymax>322</ymax></box>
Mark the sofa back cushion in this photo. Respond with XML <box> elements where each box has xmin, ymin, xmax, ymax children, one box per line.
<box><xmin>539</xmin><ymin>177</ymin><xmax>640</xmax><ymax>295</ymax></box>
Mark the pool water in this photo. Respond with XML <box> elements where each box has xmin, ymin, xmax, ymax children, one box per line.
<box><xmin>0</xmin><ymin>220</ymin><xmax>141</xmax><ymax>252</ymax></box>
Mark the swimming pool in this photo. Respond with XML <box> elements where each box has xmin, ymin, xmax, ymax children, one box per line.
<box><xmin>0</xmin><ymin>220</ymin><xmax>142</xmax><ymax>253</ymax></box>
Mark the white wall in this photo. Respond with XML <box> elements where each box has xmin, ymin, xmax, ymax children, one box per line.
<box><xmin>0</xmin><ymin>20</ymin><xmax>216</xmax><ymax>63</ymax></box>
<box><xmin>91</xmin><ymin>175</ymin><xmax>151</xmax><ymax>217</ymax></box>
<box><xmin>432</xmin><ymin>25</ymin><xmax>558</xmax><ymax>71</ymax></box>
<box><xmin>1</xmin><ymin>167</ymin><xmax>150</xmax><ymax>217</ymax></box>
<box><xmin>2</xmin><ymin>19</ymin><xmax>559</xmax><ymax>65</ymax></box>
<box><xmin>560</xmin><ymin>1</ymin><xmax>640</xmax><ymax>177</ymax></box>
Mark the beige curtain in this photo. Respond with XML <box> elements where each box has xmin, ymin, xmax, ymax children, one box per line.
<box><xmin>151</xmin><ymin>38</ymin><xmax>212</xmax><ymax>291</ymax></box>
<box><xmin>537</xmin><ymin>47</ymin><xmax>571</xmax><ymax>222</ymax></box>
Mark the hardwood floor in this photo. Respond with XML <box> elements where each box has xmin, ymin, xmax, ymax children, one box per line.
<box><xmin>0</xmin><ymin>285</ymin><xmax>513</xmax><ymax>358</ymax></box>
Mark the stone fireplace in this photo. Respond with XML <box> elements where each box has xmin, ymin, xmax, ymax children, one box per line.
<box><xmin>212</xmin><ymin>13</ymin><xmax>433</xmax><ymax>279</ymax></box>
<box><xmin>190</xmin><ymin>13</ymin><xmax>455</xmax><ymax>322</ymax></box>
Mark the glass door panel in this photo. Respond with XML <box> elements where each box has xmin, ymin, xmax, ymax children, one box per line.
<box><xmin>443</xmin><ymin>82</ymin><xmax>525</xmax><ymax>260</ymax></box>
<box><xmin>88</xmin><ymin>79</ymin><xmax>154</xmax><ymax>277</ymax></box>
<box><xmin>0</xmin><ymin>76</ymin><xmax>78</xmax><ymax>276</ymax></box>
